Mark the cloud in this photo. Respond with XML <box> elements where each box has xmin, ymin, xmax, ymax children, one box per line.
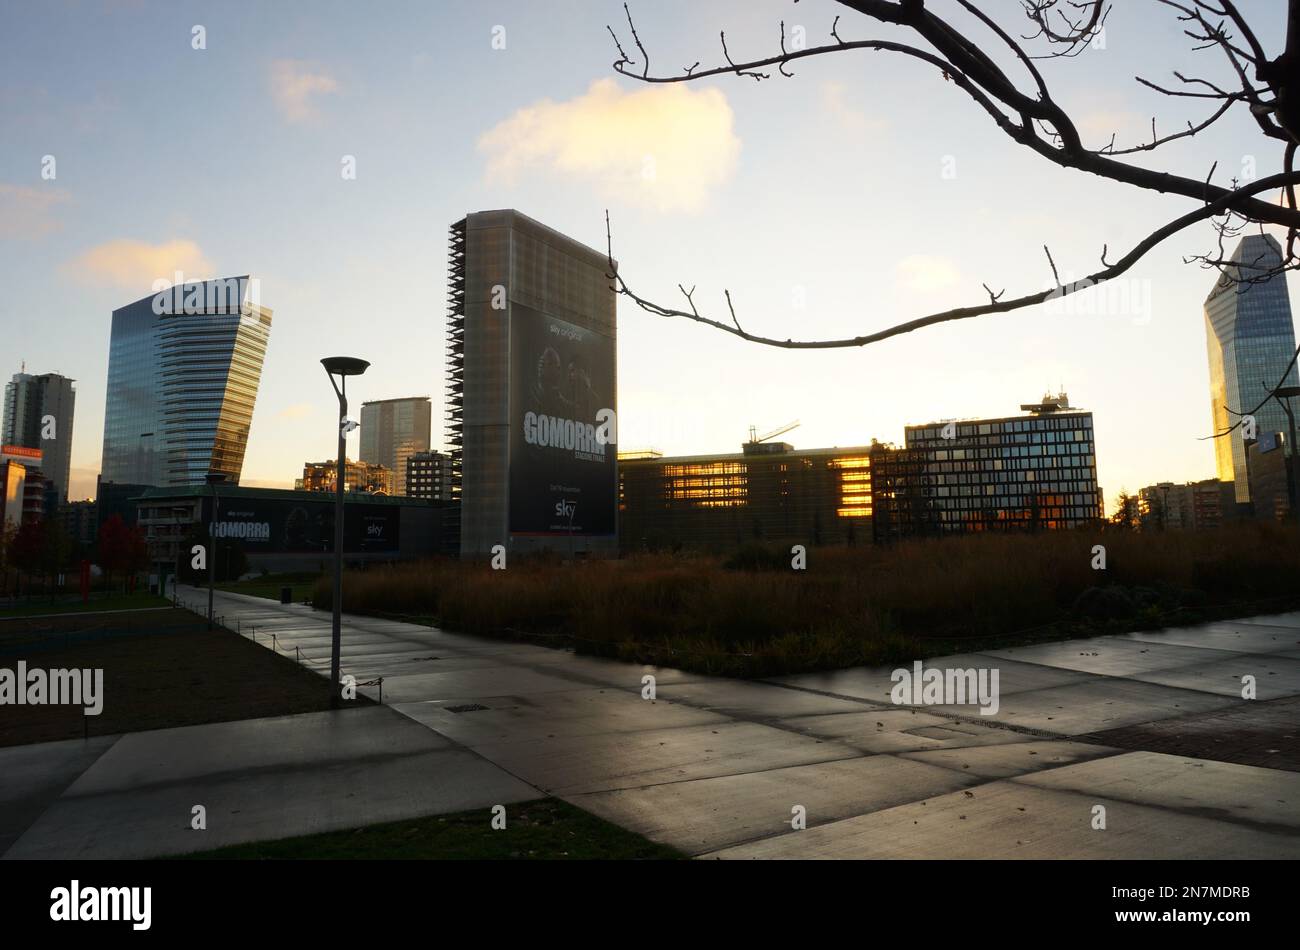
<box><xmin>896</xmin><ymin>254</ymin><xmax>961</xmax><ymax>293</ymax></box>
<box><xmin>277</xmin><ymin>403</ymin><xmax>315</xmax><ymax>420</ymax></box>
<box><xmin>269</xmin><ymin>59</ymin><xmax>339</xmax><ymax>122</ymax></box>
<box><xmin>0</xmin><ymin>183</ymin><xmax>71</xmax><ymax>239</ymax></box>
<box><xmin>66</xmin><ymin>238</ymin><xmax>214</xmax><ymax>289</ymax></box>
<box><xmin>479</xmin><ymin>78</ymin><xmax>740</xmax><ymax>213</ymax></box>
<box><xmin>820</xmin><ymin>81</ymin><xmax>886</xmax><ymax>136</ymax></box>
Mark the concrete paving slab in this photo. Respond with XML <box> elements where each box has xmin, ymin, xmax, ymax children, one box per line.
<box><xmin>5</xmin><ymin>744</ymin><xmax>538</xmax><ymax>859</ymax></box>
<box><xmin>392</xmin><ymin>688</ymin><xmax>727</xmax><ymax>745</ymax></box>
<box><xmin>940</xmin><ymin>677</ymin><xmax>1241</xmax><ymax>735</ymax></box>
<box><xmin>54</xmin><ymin>707</ymin><xmax>453</xmax><ymax>795</ymax></box>
<box><xmin>570</xmin><ymin>754</ymin><xmax>979</xmax><ymax>855</ymax></box>
<box><xmin>654</xmin><ymin>679</ymin><xmax>871</xmax><ymax>721</ymax></box>
<box><xmin>360</xmin><ymin>666</ymin><xmax>596</xmax><ymax>705</ymax></box>
<box><xmin>1012</xmin><ymin>751</ymin><xmax>1300</xmax><ymax>833</ymax></box>
<box><xmin>0</xmin><ymin>736</ymin><xmax>118</xmax><ymax>856</ymax></box>
<box><xmin>1129</xmin><ymin>654</ymin><xmax>1300</xmax><ymax>700</ymax></box>
<box><xmin>3</xmin><ymin>706</ymin><xmax>540</xmax><ymax>859</ymax></box>
<box><xmin>898</xmin><ymin>740</ymin><xmax>1123</xmax><ymax>780</ymax></box>
<box><xmin>987</xmin><ymin>638</ymin><xmax>1244</xmax><ymax>677</ymax></box>
<box><xmin>1119</xmin><ymin>623</ymin><xmax>1300</xmax><ymax>658</ymax></box>
<box><xmin>471</xmin><ymin>721</ymin><xmax>862</xmax><ymax>795</ymax></box>
<box><xmin>780</xmin><ymin>709</ymin><xmax>1027</xmax><ymax>754</ymax></box>
<box><xmin>772</xmin><ymin>653</ymin><xmax>1095</xmax><ymax>707</ymax></box>
<box><xmin>705</xmin><ymin>780</ymin><xmax>1300</xmax><ymax>859</ymax></box>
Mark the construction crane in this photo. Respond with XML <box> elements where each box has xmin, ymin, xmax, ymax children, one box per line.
<box><xmin>747</xmin><ymin>420</ymin><xmax>801</xmax><ymax>444</ymax></box>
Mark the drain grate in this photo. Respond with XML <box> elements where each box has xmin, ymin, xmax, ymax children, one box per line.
<box><xmin>445</xmin><ymin>703</ymin><xmax>489</xmax><ymax>713</ymax></box>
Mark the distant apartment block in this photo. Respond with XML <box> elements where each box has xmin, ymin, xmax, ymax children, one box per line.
<box><xmin>2</xmin><ymin>369</ymin><xmax>75</xmax><ymax>504</ymax></box>
<box><xmin>100</xmin><ymin>276</ymin><xmax>272</xmax><ymax>488</ymax></box>
<box><xmin>871</xmin><ymin>393</ymin><xmax>1102</xmax><ymax>540</ymax></box>
<box><xmin>1137</xmin><ymin>478</ymin><xmax>1235</xmax><ymax>530</ymax></box>
<box><xmin>359</xmin><ymin>397</ymin><xmax>431</xmax><ymax>496</ymax></box>
<box><xmin>406</xmin><ymin>450</ymin><xmax>454</xmax><ymax>502</ymax></box>
<box><xmin>298</xmin><ymin>459</ymin><xmax>393</xmax><ymax>495</ymax></box>
<box><xmin>1204</xmin><ymin>234</ymin><xmax>1298</xmax><ymax>503</ymax></box>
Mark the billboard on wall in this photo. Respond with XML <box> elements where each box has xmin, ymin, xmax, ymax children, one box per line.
<box><xmin>203</xmin><ymin>496</ymin><xmax>401</xmax><ymax>553</ymax></box>
<box><xmin>508</xmin><ymin>304</ymin><xmax>617</xmax><ymax>536</ymax></box>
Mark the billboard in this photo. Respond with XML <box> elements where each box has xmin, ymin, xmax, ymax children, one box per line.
<box><xmin>509</xmin><ymin>304</ymin><xmax>616</xmax><ymax>536</ymax></box>
<box><xmin>202</xmin><ymin>496</ymin><xmax>401</xmax><ymax>553</ymax></box>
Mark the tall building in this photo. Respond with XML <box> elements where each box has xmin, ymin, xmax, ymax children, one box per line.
<box><xmin>100</xmin><ymin>277</ymin><xmax>272</xmax><ymax>488</ymax></box>
<box><xmin>1204</xmin><ymin>234</ymin><xmax>1299</xmax><ymax>503</ymax></box>
<box><xmin>2</xmin><ymin>370</ymin><xmax>75</xmax><ymax>504</ymax></box>
<box><xmin>447</xmin><ymin>210</ymin><xmax>618</xmax><ymax>558</ymax></box>
<box><xmin>406</xmin><ymin>450</ymin><xmax>454</xmax><ymax>501</ymax></box>
<box><xmin>358</xmin><ymin>397</ymin><xmax>431</xmax><ymax>496</ymax></box>
<box><xmin>872</xmin><ymin>394</ymin><xmax>1102</xmax><ymax>539</ymax></box>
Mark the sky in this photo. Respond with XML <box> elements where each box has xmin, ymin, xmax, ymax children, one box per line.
<box><xmin>1</xmin><ymin>0</ymin><xmax>1296</xmax><ymax>508</ymax></box>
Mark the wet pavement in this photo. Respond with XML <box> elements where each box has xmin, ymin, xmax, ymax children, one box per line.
<box><xmin>3</xmin><ymin>589</ymin><xmax>1298</xmax><ymax>859</ymax></box>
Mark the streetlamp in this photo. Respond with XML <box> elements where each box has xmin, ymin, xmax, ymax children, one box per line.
<box><xmin>204</xmin><ymin>473</ymin><xmax>227</xmax><ymax>628</ymax></box>
<box><xmin>322</xmin><ymin>356</ymin><xmax>369</xmax><ymax>707</ymax></box>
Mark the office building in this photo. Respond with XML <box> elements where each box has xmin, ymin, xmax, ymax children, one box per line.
<box><xmin>1246</xmin><ymin>432</ymin><xmax>1293</xmax><ymax>521</ymax></box>
<box><xmin>2</xmin><ymin>370</ymin><xmax>75</xmax><ymax>504</ymax></box>
<box><xmin>871</xmin><ymin>394</ymin><xmax>1102</xmax><ymax>539</ymax></box>
<box><xmin>99</xmin><ymin>276</ymin><xmax>272</xmax><ymax>488</ymax></box>
<box><xmin>1204</xmin><ymin>234</ymin><xmax>1299</xmax><ymax>503</ymax></box>
<box><xmin>448</xmin><ymin>210</ymin><xmax>618</xmax><ymax>558</ymax></box>
<box><xmin>406</xmin><ymin>450</ymin><xmax>454</xmax><ymax>501</ymax></box>
<box><xmin>359</xmin><ymin>397</ymin><xmax>431</xmax><ymax>496</ymax></box>
<box><xmin>298</xmin><ymin>458</ymin><xmax>393</xmax><ymax>495</ymax></box>
<box><xmin>0</xmin><ymin>445</ymin><xmax>45</xmax><ymax>526</ymax></box>
<box><xmin>619</xmin><ymin>441</ymin><xmax>872</xmax><ymax>552</ymax></box>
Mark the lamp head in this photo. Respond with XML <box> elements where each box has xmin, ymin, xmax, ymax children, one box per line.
<box><xmin>321</xmin><ymin>356</ymin><xmax>370</xmax><ymax>378</ymax></box>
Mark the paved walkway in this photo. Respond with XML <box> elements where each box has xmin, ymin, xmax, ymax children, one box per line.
<box><xmin>4</xmin><ymin>587</ymin><xmax>1299</xmax><ymax>859</ymax></box>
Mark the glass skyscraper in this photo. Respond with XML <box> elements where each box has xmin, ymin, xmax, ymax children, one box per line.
<box><xmin>358</xmin><ymin>396</ymin><xmax>432</xmax><ymax>496</ymax></box>
<box><xmin>1204</xmin><ymin>234</ymin><xmax>1298</xmax><ymax>503</ymax></box>
<box><xmin>100</xmin><ymin>276</ymin><xmax>272</xmax><ymax>487</ymax></box>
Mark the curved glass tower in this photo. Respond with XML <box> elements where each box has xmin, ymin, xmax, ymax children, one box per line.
<box><xmin>100</xmin><ymin>276</ymin><xmax>272</xmax><ymax>487</ymax></box>
<box><xmin>1204</xmin><ymin>235</ymin><xmax>1298</xmax><ymax>503</ymax></box>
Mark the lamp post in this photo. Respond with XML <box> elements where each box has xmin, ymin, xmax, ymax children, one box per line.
<box><xmin>322</xmin><ymin>356</ymin><xmax>369</xmax><ymax>707</ymax></box>
<box><xmin>204</xmin><ymin>473</ymin><xmax>227</xmax><ymax>629</ymax></box>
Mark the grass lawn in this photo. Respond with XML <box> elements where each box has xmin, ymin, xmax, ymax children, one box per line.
<box><xmin>178</xmin><ymin>798</ymin><xmax>684</xmax><ymax>860</ymax></box>
<box><xmin>0</xmin><ymin>592</ymin><xmax>170</xmax><ymax>618</ymax></box>
<box><xmin>217</xmin><ymin>572</ymin><xmax>322</xmax><ymax>603</ymax></box>
<box><xmin>0</xmin><ymin>605</ymin><xmax>369</xmax><ymax>747</ymax></box>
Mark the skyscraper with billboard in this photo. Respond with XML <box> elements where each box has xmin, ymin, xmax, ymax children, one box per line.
<box><xmin>100</xmin><ymin>276</ymin><xmax>272</xmax><ymax>488</ymax></box>
<box><xmin>1204</xmin><ymin>234</ymin><xmax>1299</xmax><ymax>503</ymax></box>
<box><xmin>447</xmin><ymin>210</ymin><xmax>618</xmax><ymax>558</ymax></box>
<box><xmin>2</xmin><ymin>370</ymin><xmax>75</xmax><ymax>503</ymax></box>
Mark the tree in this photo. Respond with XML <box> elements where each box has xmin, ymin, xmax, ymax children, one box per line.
<box><xmin>1111</xmin><ymin>490</ymin><xmax>1140</xmax><ymax>531</ymax></box>
<box><xmin>603</xmin><ymin>1</ymin><xmax>1300</xmax><ymax>431</ymax></box>
<box><xmin>9</xmin><ymin>520</ymin><xmax>44</xmax><ymax>595</ymax></box>
<box><xmin>97</xmin><ymin>515</ymin><xmax>148</xmax><ymax>592</ymax></box>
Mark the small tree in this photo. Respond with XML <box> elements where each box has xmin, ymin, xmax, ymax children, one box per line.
<box><xmin>10</xmin><ymin>520</ymin><xmax>46</xmax><ymax>596</ymax></box>
<box><xmin>97</xmin><ymin>514</ymin><xmax>147</xmax><ymax>592</ymax></box>
<box><xmin>1111</xmin><ymin>491</ymin><xmax>1139</xmax><ymax>531</ymax></box>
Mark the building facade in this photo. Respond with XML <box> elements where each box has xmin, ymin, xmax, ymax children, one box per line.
<box><xmin>100</xmin><ymin>276</ymin><xmax>272</xmax><ymax>488</ymax></box>
<box><xmin>298</xmin><ymin>458</ymin><xmax>393</xmax><ymax>495</ymax></box>
<box><xmin>619</xmin><ymin>442</ymin><xmax>872</xmax><ymax>552</ymax></box>
<box><xmin>359</xmin><ymin>396</ymin><xmax>432</xmax><ymax>496</ymax></box>
<box><xmin>2</xmin><ymin>370</ymin><xmax>75</xmax><ymax>504</ymax></box>
<box><xmin>406</xmin><ymin>450</ymin><xmax>454</xmax><ymax>501</ymax></box>
<box><xmin>136</xmin><ymin>484</ymin><xmax>448</xmax><ymax>579</ymax></box>
<box><xmin>448</xmin><ymin>210</ymin><xmax>618</xmax><ymax>558</ymax></box>
<box><xmin>1204</xmin><ymin>234</ymin><xmax>1299</xmax><ymax>503</ymax></box>
<box><xmin>871</xmin><ymin>395</ymin><xmax>1102</xmax><ymax>539</ymax></box>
